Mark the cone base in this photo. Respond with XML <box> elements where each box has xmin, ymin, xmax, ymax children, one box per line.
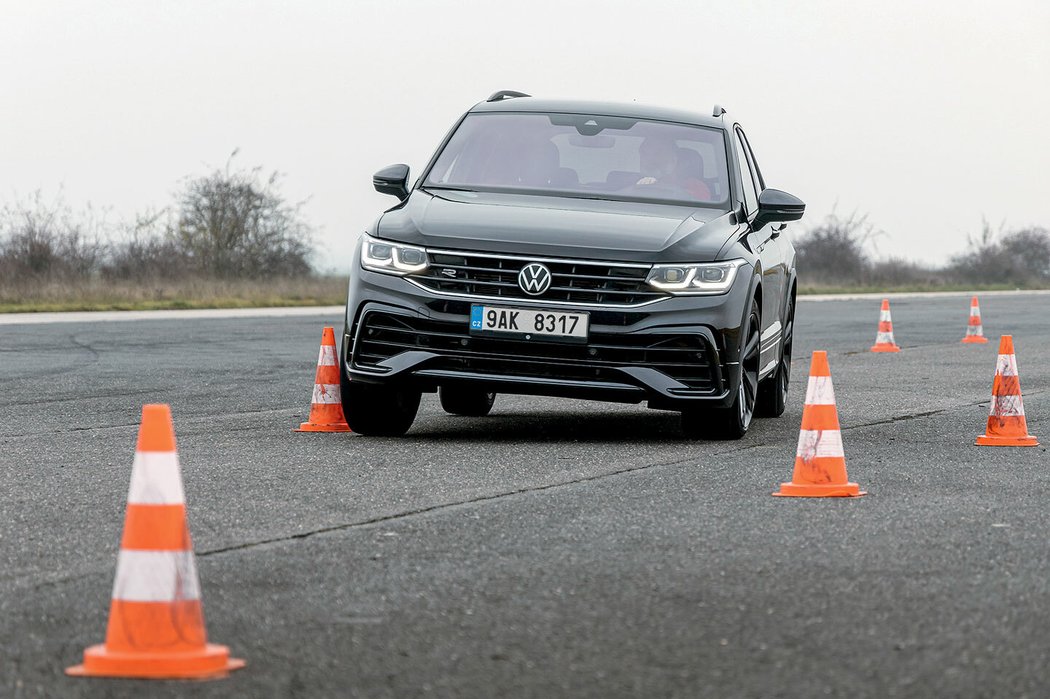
<box><xmin>774</xmin><ymin>482</ymin><xmax>866</xmax><ymax>498</ymax></box>
<box><xmin>975</xmin><ymin>434</ymin><xmax>1039</xmax><ymax>447</ymax></box>
<box><xmin>870</xmin><ymin>344</ymin><xmax>900</xmax><ymax>353</ymax></box>
<box><xmin>67</xmin><ymin>643</ymin><xmax>245</xmax><ymax>679</ymax></box>
<box><xmin>961</xmin><ymin>336</ymin><xmax>989</xmax><ymax>344</ymax></box>
<box><xmin>294</xmin><ymin>422</ymin><xmax>351</xmax><ymax>433</ymax></box>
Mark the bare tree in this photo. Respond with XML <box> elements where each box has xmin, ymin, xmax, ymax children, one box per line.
<box><xmin>172</xmin><ymin>151</ymin><xmax>314</xmax><ymax>278</ymax></box>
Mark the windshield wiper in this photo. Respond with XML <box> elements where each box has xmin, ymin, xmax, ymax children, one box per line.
<box><xmin>557</xmin><ymin>192</ymin><xmax>616</xmax><ymax>201</ymax></box>
<box><xmin>422</xmin><ymin>184</ymin><xmax>477</xmax><ymax>193</ymax></box>
<box><xmin>423</xmin><ymin>186</ymin><xmax>622</xmax><ymax>203</ymax></box>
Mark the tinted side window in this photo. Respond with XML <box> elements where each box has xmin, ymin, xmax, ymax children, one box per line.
<box><xmin>737</xmin><ymin>129</ymin><xmax>765</xmax><ymax>192</ymax></box>
<box><xmin>734</xmin><ymin>130</ymin><xmax>758</xmax><ymax>214</ymax></box>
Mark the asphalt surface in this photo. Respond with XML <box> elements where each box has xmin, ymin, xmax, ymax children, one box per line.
<box><xmin>1</xmin><ymin>294</ymin><xmax>1047</xmax><ymax>698</ymax></box>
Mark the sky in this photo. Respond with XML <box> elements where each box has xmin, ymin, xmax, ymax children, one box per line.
<box><xmin>2</xmin><ymin>0</ymin><xmax>1048</xmax><ymax>271</ymax></box>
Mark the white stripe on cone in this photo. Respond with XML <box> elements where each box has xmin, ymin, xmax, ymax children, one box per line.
<box><xmin>111</xmin><ymin>550</ymin><xmax>202</xmax><ymax>602</ymax></box>
<box><xmin>967</xmin><ymin>324</ymin><xmax>983</xmax><ymax>336</ymax></box>
<box><xmin>127</xmin><ymin>452</ymin><xmax>185</xmax><ymax>505</ymax></box>
<box><xmin>880</xmin><ymin>310</ymin><xmax>892</xmax><ymax>322</ymax></box>
<box><xmin>317</xmin><ymin>345</ymin><xmax>337</xmax><ymax>367</ymax></box>
<box><xmin>875</xmin><ymin>331</ymin><xmax>895</xmax><ymax>344</ymax></box>
<box><xmin>996</xmin><ymin>354</ymin><xmax>1018</xmax><ymax>377</ymax></box>
<box><xmin>970</xmin><ymin>306</ymin><xmax>981</xmax><ymax>317</ymax></box>
<box><xmin>991</xmin><ymin>395</ymin><xmax>1026</xmax><ymax>417</ymax></box>
<box><xmin>805</xmin><ymin>376</ymin><xmax>836</xmax><ymax>405</ymax></box>
<box><xmin>796</xmin><ymin>429</ymin><xmax>845</xmax><ymax>459</ymax></box>
<box><xmin>311</xmin><ymin>383</ymin><xmax>342</xmax><ymax>404</ymax></box>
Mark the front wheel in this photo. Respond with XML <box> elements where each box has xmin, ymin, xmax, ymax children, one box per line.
<box><xmin>680</xmin><ymin>298</ymin><xmax>760</xmax><ymax>440</ymax></box>
<box><xmin>340</xmin><ymin>374</ymin><xmax>421</xmax><ymax>436</ymax></box>
<box><xmin>756</xmin><ymin>292</ymin><xmax>794</xmax><ymax>418</ymax></box>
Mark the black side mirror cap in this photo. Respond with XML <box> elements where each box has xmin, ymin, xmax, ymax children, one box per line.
<box><xmin>373</xmin><ymin>164</ymin><xmax>410</xmax><ymax>200</ymax></box>
<box><xmin>753</xmin><ymin>188</ymin><xmax>805</xmax><ymax>231</ymax></box>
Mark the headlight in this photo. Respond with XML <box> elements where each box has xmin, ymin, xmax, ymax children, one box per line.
<box><xmin>646</xmin><ymin>260</ymin><xmax>744</xmax><ymax>295</ymax></box>
<box><xmin>360</xmin><ymin>235</ymin><xmax>428</xmax><ymax>275</ymax></box>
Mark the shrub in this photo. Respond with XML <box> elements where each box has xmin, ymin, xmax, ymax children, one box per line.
<box><xmin>1</xmin><ymin>154</ymin><xmax>317</xmax><ymax>287</ymax></box>
<box><xmin>0</xmin><ymin>193</ymin><xmax>106</xmax><ymax>280</ymax></box>
<box><xmin>171</xmin><ymin>152</ymin><xmax>313</xmax><ymax>278</ymax></box>
<box><xmin>793</xmin><ymin>211</ymin><xmax>876</xmax><ymax>286</ymax></box>
<box><xmin>946</xmin><ymin>222</ymin><xmax>1050</xmax><ymax>285</ymax></box>
<box><xmin>101</xmin><ymin>210</ymin><xmax>191</xmax><ymax>282</ymax></box>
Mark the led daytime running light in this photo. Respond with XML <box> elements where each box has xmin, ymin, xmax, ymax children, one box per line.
<box><xmin>360</xmin><ymin>236</ymin><xmax>429</xmax><ymax>275</ymax></box>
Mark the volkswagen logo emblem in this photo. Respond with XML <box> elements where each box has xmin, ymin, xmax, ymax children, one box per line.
<box><xmin>518</xmin><ymin>262</ymin><xmax>552</xmax><ymax>296</ymax></box>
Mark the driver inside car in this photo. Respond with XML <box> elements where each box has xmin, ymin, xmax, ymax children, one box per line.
<box><xmin>635</xmin><ymin>136</ymin><xmax>712</xmax><ymax>201</ymax></box>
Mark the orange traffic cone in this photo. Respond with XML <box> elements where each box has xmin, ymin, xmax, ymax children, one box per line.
<box><xmin>976</xmin><ymin>335</ymin><xmax>1039</xmax><ymax>447</ymax></box>
<box><xmin>870</xmin><ymin>299</ymin><xmax>901</xmax><ymax>352</ymax></box>
<box><xmin>67</xmin><ymin>404</ymin><xmax>245</xmax><ymax>679</ymax></box>
<box><xmin>961</xmin><ymin>296</ymin><xmax>989</xmax><ymax>344</ymax></box>
<box><xmin>295</xmin><ymin>326</ymin><xmax>351</xmax><ymax>432</ymax></box>
<box><xmin>775</xmin><ymin>351</ymin><xmax>865</xmax><ymax>498</ymax></box>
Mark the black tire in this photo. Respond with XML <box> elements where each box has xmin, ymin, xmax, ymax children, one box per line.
<box><xmin>756</xmin><ymin>291</ymin><xmax>794</xmax><ymax>418</ymax></box>
<box><xmin>340</xmin><ymin>371</ymin><xmax>420</xmax><ymax>436</ymax></box>
<box><xmin>438</xmin><ymin>386</ymin><xmax>496</xmax><ymax>417</ymax></box>
<box><xmin>681</xmin><ymin>298</ymin><xmax>760</xmax><ymax>440</ymax></box>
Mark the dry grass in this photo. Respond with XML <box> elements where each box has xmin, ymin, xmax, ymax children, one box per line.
<box><xmin>798</xmin><ymin>282</ymin><xmax>1048</xmax><ymax>295</ymax></box>
<box><xmin>0</xmin><ymin>276</ymin><xmax>348</xmax><ymax>313</ymax></box>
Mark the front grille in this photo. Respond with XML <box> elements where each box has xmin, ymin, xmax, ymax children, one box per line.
<box><xmin>409</xmin><ymin>251</ymin><xmax>668</xmax><ymax>307</ymax></box>
<box><xmin>353</xmin><ymin>311</ymin><xmax>716</xmax><ymax>391</ymax></box>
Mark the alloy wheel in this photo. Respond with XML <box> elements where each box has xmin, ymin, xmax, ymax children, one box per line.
<box><xmin>739</xmin><ymin>310</ymin><xmax>761</xmax><ymax>429</ymax></box>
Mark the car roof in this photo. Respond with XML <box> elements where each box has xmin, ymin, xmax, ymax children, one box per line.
<box><xmin>469</xmin><ymin>97</ymin><xmax>728</xmax><ymax>129</ymax></box>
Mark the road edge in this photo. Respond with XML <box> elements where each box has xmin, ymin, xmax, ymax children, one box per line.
<box><xmin>0</xmin><ymin>305</ymin><xmax>346</xmax><ymax>326</ymax></box>
<box><xmin>2</xmin><ymin>289</ymin><xmax>1049</xmax><ymax>324</ymax></box>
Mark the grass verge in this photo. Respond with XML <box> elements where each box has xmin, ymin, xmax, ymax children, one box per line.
<box><xmin>0</xmin><ymin>276</ymin><xmax>348</xmax><ymax>313</ymax></box>
<box><xmin>798</xmin><ymin>283</ymin><xmax>1050</xmax><ymax>295</ymax></box>
<box><xmin>4</xmin><ymin>278</ymin><xmax>1048</xmax><ymax>313</ymax></box>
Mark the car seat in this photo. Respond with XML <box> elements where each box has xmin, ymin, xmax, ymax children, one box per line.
<box><xmin>604</xmin><ymin>170</ymin><xmax>642</xmax><ymax>191</ymax></box>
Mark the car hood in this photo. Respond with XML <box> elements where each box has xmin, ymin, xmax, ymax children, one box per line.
<box><xmin>373</xmin><ymin>189</ymin><xmax>742</xmax><ymax>263</ymax></box>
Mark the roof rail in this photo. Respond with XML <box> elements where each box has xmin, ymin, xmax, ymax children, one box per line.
<box><xmin>487</xmin><ymin>90</ymin><xmax>531</xmax><ymax>102</ymax></box>
<box><xmin>712</xmin><ymin>104</ymin><xmax>726</xmax><ymax>117</ymax></box>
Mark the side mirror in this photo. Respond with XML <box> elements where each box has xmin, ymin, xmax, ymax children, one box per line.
<box><xmin>752</xmin><ymin>188</ymin><xmax>805</xmax><ymax>231</ymax></box>
<box><xmin>373</xmin><ymin>164</ymin><xmax>410</xmax><ymax>200</ymax></box>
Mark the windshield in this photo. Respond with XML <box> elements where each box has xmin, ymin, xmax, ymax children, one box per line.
<box><xmin>424</xmin><ymin>112</ymin><xmax>731</xmax><ymax>208</ymax></box>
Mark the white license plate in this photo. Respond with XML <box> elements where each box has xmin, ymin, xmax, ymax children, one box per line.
<box><xmin>470</xmin><ymin>305</ymin><xmax>589</xmax><ymax>342</ymax></box>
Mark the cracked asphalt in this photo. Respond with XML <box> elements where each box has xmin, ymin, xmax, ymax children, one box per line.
<box><xmin>1</xmin><ymin>294</ymin><xmax>1047</xmax><ymax>698</ymax></box>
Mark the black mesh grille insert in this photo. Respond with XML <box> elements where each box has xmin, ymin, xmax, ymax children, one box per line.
<box><xmin>410</xmin><ymin>252</ymin><xmax>668</xmax><ymax>306</ymax></box>
<box><xmin>354</xmin><ymin>311</ymin><xmax>715</xmax><ymax>391</ymax></box>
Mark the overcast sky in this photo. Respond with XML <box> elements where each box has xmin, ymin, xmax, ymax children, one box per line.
<box><xmin>2</xmin><ymin>0</ymin><xmax>1048</xmax><ymax>270</ymax></box>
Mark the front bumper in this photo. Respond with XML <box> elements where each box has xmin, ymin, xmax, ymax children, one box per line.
<box><xmin>343</xmin><ymin>266</ymin><xmax>753</xmax><ymax>409</ymax></box>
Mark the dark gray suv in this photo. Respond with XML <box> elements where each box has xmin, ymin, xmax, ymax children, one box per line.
<box><xmin>341</xmin><ymin>91</ymin><xmax>804</xmax><ymax>438</ymax></box>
